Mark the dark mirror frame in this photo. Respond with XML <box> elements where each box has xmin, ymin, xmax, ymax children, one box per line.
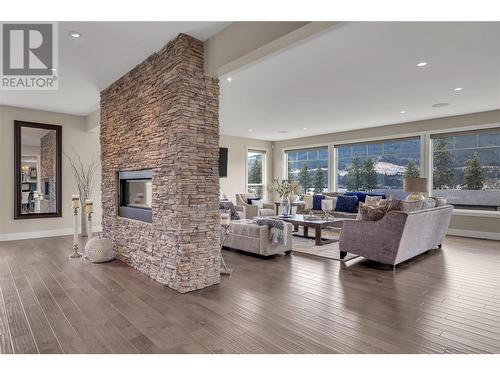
<box><xmin>14</xmin><ymin>120</ymin><xmax>62</xmax><ymax>220</ymax></box>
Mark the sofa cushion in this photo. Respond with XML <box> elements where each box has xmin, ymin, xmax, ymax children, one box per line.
<box><xmin>313</xmin><ymin>194</ymin><xmax>325</xmax><ymax>210</ymax></box>
<box><xmin>400</xmin><ymin>200</ymin><xmax>424</xmax><ymax>212</ymax></box>
<box><xmin>358</xmin><ymin>203</ymin><xmax>386</xmax><ymax>221</ymax></box>
<box><xmin>335</xmin><ymin>195</ymin><xmax>358</xmax><ymax>213</ymax></box>
<box><xmin>230</xmin><ymin>220</ymin><xmax>262</xmax><ymax>237</ymax></box>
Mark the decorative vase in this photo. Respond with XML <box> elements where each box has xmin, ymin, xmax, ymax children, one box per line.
<box><xmin>281</xmin><ymin>196</ymin><xmax>292</xmax><ymax>216</ymax></box>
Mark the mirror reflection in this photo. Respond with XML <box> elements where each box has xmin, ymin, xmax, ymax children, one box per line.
<box><xmin>19</xmin><ymin>126</ymin><xmax>58</xmax><ymax>215</ymax></box>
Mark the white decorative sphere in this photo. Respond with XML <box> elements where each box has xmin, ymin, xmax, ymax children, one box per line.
<box><xmin>85</xmin><ymin>238</ymin><xmax>115</xmax><ymax>263</ymax></box>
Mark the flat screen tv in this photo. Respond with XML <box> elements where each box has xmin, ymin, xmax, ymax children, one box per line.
<box><xmin>219</xmin><ymin>147</ymin><xmax>228</xmax><ymax>177</ymax></box>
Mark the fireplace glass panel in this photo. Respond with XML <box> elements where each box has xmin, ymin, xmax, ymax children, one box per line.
<box><xmin>124</xmin><ymin>180</ymin><xmax>152</xmax><ymax>209</ymax></box>
<box><xmin>118</xmin><ymin>169</ymin><xmax>153</xmax><ymax>223</ymax></box>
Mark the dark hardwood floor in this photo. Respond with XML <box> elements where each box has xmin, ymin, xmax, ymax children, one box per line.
<box><xmin>0</xmin><ymin>234</ymin><xmax>499</xmax><ymax>354</ymax></box>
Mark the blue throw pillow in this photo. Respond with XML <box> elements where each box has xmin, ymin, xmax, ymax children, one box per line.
<box><xmin>312</xmin><ymin>195</ymin><xmax>325</xmax><ymax>210</ymax></box>
<box><xmin>335</xmin><ymin>195</ymin><xmax>358</xmax><ymax>213</ymax></box>
<box><xmin>345</xmin><ymin>191</ymin><xmax>367</xmax><ymax>203</ymax></box>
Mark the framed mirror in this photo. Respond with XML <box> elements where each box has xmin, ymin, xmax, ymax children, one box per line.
<box><xmin>14</xmin><ymin>121</ymin><xmax>62</xmax><ymax>219</ymax></box>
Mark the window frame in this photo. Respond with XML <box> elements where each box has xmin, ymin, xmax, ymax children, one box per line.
<box><xmin>283</xmin><ymin>144</ymin><xmax>331</xmax><ymax>192</ymax></box>
<box><xmin>429</xmin><ymin>127</ymin><xmax>500</xmax><ymax>211</ymax></box>
<box><xmin>246</xmin><ymin>147</ymin><xmax>267</xmax><ymax>199</ymax></box>
<box><xmin>333</xmin><ymin>135</ymin><xmax>423</xmax><ymax>193</ymax></box>
<box><xmin>280</xmin><ymin>122</ymin><xmax>500</xmax><ymax>217</ymax></box>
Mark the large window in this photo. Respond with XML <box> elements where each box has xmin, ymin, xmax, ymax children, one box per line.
<box><xmin>285</xmin><ymin>146</ymin><xmax>328</xmax><ymax>194</ymax></box>
<box><xmin>432</xmin><ymin>129</ymin><xmax>500</xmax><ymax>211</ymax></box>
<box><xmin>247</xmin><ymin>149</ymin><xmax>266</xmax><ymax>197</ymax></box>
<box><xmin>336</xmin><ymin>137</ymin><xmax>420</xmax><ymax>197</ymax></box>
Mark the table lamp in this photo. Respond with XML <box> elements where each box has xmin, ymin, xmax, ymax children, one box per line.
<box><xmin>404</xmin><ymin>177</ymin><xmax>428</xmax><ymax>201</ymax></box>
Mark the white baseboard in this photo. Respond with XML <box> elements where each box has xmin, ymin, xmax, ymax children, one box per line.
<box><xmin>0</xmin><ymin>226</ymin><xmax>103</xmax><ymax>242</ymax></box>
<box><xmin>447</xmin><ymin>228</ymin><xmax>500</xmax><ymax>241</ymax></box>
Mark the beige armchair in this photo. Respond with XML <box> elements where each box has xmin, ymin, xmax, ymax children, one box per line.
<box><xmin>235</xmin><ymin>193</ymin><xmax>275</xmax><ymax>219</ymax></box>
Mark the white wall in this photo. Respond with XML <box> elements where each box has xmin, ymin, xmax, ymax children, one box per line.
<box><xmin>219</xmin><ymin>134</ymin><xmax>273</xmax><ymax>203</ymax></box>
<box><xmin>0</xmin><ymin>105</ymin><xmax>102</xmax><ymax>241</ymax></box>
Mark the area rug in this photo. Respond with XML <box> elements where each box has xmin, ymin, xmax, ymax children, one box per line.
<box><xmin>291</xmin><ymin>228</ymin><xmax>359</xmax><ymax>261</ymax></box>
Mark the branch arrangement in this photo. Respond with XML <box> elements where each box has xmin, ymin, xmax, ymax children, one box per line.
<box><xmin>64</xmin><ymin>150</ymin><xmax>99</xmax><ymax>204</ymax></box>
<box><xmin>272</xmin><ymin>178</ymin><xmax>302</xmax><ymax>198</ymax></box>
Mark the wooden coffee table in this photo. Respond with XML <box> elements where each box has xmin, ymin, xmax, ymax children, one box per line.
<box><xmin>276</xmin><ymin>214</ymin><xmax>352</xmax><ymax>246</ymax></box>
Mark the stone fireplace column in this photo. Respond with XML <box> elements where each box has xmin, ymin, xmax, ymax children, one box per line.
<box><xmin>100</xmin><ymin>34</ymin><xmax>220</xmax><ymax>293</ymax></box>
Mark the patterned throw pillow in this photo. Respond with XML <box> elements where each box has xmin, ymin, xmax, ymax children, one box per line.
<box><xmin>365</xmin><ymin>195</ymin><xmax>382</xmax><ymax>207</ymax></box>
<box><xmin>219</xmin><ymin>201</ymin><xmax>240</xmax><ymax>221</ymax></box>
<box><xmin>379</xmin><ymin>198</ymin><xmax>402</xmax><ymax>212</ymax></box>
<box><xmin>335</xmin><ymin>195</ymin><xmax>358</xmax><ymax>213</ymax></box>
<box><xmin>358</xmin><ymin>202</ymin><xmax>386</xmax><ymax>221</ymax></box>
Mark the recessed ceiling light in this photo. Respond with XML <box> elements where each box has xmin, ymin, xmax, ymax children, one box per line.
<box><xmin>416</xmin><ymin>62</ymin><xmax>428</xmax><ymax>67</ymax></box>
<box><xmin>69</xmin><ymin>31</ymin><xmax>81</xmax><ymax>38</ymax></box>
<box><xmin>226</xmin><ymin>77</ymin><xmax>232</xmax><ymax>82</ymax></box>
<box><xmin>432</xmin><ymin>103</ymin><xmax>449</xmax><ymax>108</ymax></box>
<box><xmin>453</xmin><ymin>87</ymin><xmax>463</xmax><ymax>91</ymax></box>
<box><xmin>278</xmin><ymin>130</ymin><xmax>289</xmax><ymax>134</ymax></box>
<box><xmin>400</xmin><ymin>110</ymin><xmax>407</xmax><ymax>114</ymax></box>
<box><xmin>303</xmin><ymin>127</ymin><xmax>308</xmax><ymax>130</ymax></box>
<box><xmin>248</xmin><ymin>128</ymin><xmax>252</xmax><ymax>132</ymax></box>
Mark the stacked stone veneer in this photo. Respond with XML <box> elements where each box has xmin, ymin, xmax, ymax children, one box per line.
<box><xmin>40</xmin><ymin>131</ymin><xmax>56</xmax><ymax>212</ymax></box>
<box><xmin>100</xmin><ymin>34</ymin><xmax>220</xmax><ymax>293</ymax></box>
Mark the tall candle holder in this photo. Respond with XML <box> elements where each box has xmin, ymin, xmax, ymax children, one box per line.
<box><xmin>85</xmin><ymin>200</ymin><xmax>94</xmax><ymax>240</ymax></box>
<box><xmin>69</xmin><ymin>195</ymin><xmax>83</xmax><ymax>259</ymax></box>
<box><xmin>84</xmin><ymin>200</ymin><xmax>94</xmax><ymax>260</ymax></box>
<box><xmin>220</xmin><ymin>211</ymin><xmax>233</xmax><ymax>276</ymax></box>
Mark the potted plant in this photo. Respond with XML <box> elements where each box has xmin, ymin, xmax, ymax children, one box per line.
<box><xmin>272</xmin><ymin>179</ymin><xmax>302</xmax><ymax>216</ymax></box>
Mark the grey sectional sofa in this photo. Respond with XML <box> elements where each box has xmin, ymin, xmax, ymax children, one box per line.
<box><xmin>339</xmin><ymin>205</ymin><xmax>453</xmax><ymax>267</ymax></box>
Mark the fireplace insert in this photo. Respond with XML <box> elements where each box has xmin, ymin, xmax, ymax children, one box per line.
<box><xmin>118</xmin><ymin>169</ymin><xmax>152</xmax><ymax>223</ymax></box>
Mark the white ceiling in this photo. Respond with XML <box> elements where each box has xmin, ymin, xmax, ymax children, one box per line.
<box><xmin>219</xmin><ymin>22</ymin><xmax>500</xmax><ymax>141</ymax></box>
<box><xmin>0</xmin><ymin>22</ymin><xmax>230</xmax><ymax>115</ymax></box>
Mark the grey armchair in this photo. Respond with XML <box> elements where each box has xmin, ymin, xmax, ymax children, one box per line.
<box><xmin>339</xmin><ymin>205</ymin><xmax>453</xmax><ymax>267</ymax></box>
<box><xmin>235</xmin><ymin>193</ymin><xmax>275</xmax><ymax>219</ymax></box>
